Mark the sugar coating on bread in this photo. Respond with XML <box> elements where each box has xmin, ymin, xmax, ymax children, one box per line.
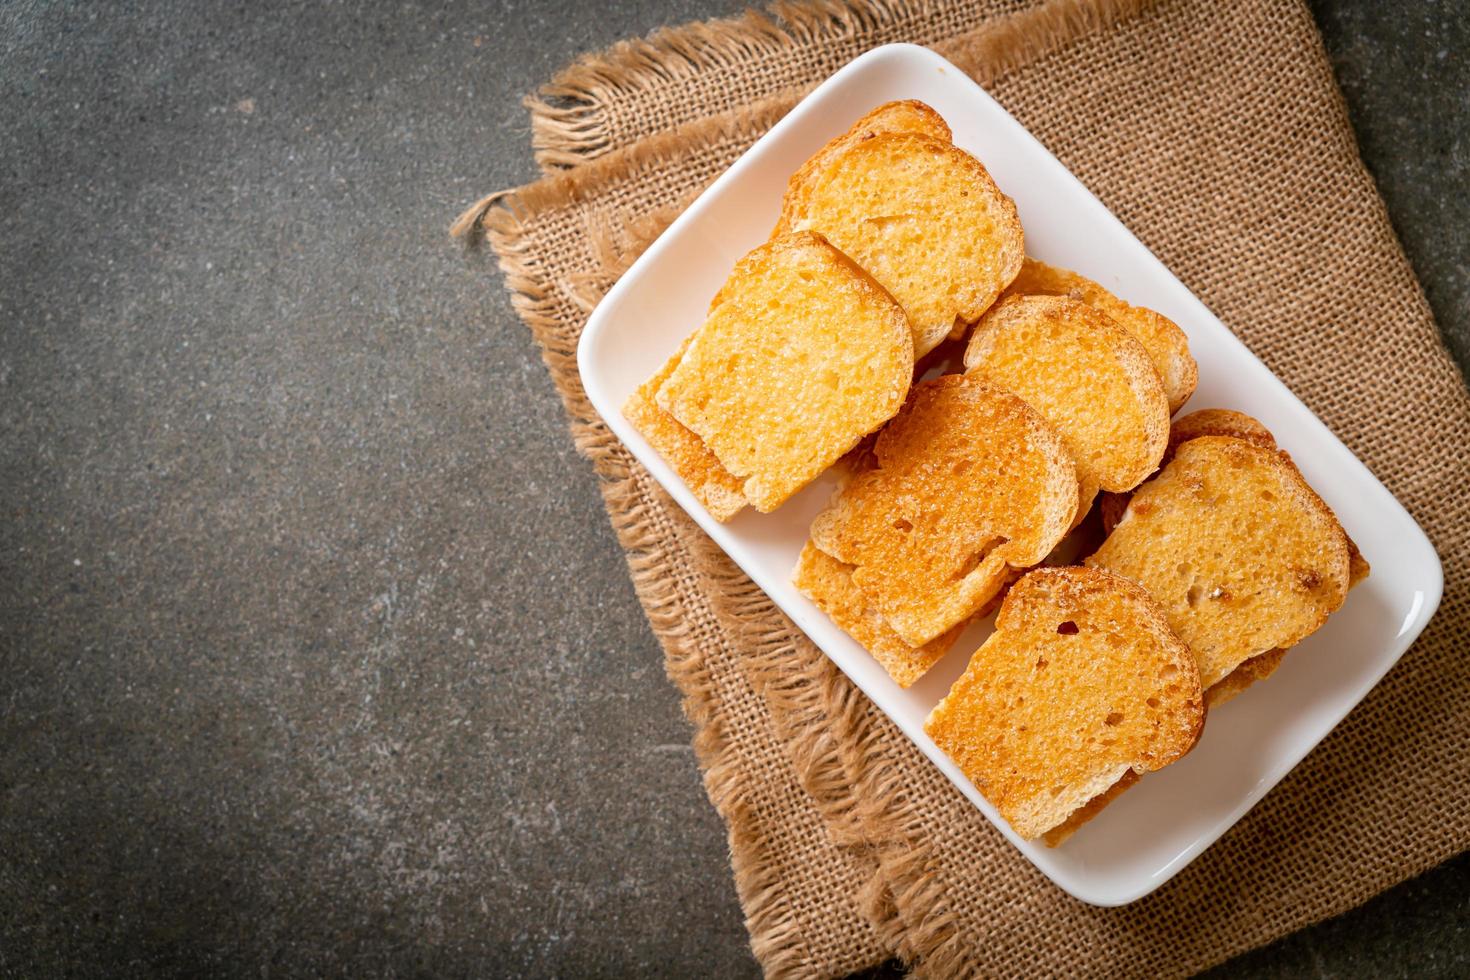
<box><xmin>793</xmin><ymin>542</ymin><xmax>962</xmax><ymax>687</ymax></box>
<box><xmin>924</xmin><ymin>566</ymin><xmax>1203</xmax><ymax>841</ymax></box>
<box><xmin>1005</xmin><ymin>258</ymin><xmax>1197</xmax><ymax>413</ymax></box>
<box><xmin>774</xmin><ymin>100</ymin><xmax>952</xmax><ymax>239</ymax></box>
<box><xmin>624</xmin><ymin>338</ymin><xmax>748</xmax><ymax>521</ymax></box>
<box><xmin>809</xmin><ymin>374</ymin><xmax>1078</xmax><ymax>647</ymax></box>
<box><xmin>1087</xmin><ymin>436</ymin><xmax>1351</xmax><ymax>688</ymax></box>
<box><xmin>964</xmin><ymin>295</ymin><xmax>1169</xmax><ymax>515</ymax></box>
<box><xmin>780</xmin><ymin>132</ymin><xmax>1024</xmax><ymax>358</ymax></box>
<box><xmin>656</xmin><ymin>232</ymin><xmax>913</xmax><ymax>513</ymax></box>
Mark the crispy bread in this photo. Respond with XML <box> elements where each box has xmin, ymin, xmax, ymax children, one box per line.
<box><xmin>777</xmin><ymin>132</ymin><xmax>1024</xmax><ymax>357</ymax></box>
<box><xmin>1098</xmin><ymin>407</ymin><xmax>1369</xmax><ymax>581</ymax></box>
<box><xmin>793</xmin><ymin>542</ymin><xmax>963</xmax><ymax>687</ymax></box>
<box><xmin>623</xmin><ymin>338</ymin><xmax>748</xmax><ymax>521</ymax></box>
<box><xmin>924</xmin><ymin>566</ymin><xmax>1204</xmax><ymax>842</ymax></box>
<box><xmin>1004</xmin><ymin>258</ymin><xmax>1197</xmax><ymax>413</ymax></box>
<box><xmin>1086</xmin><ymin>436</ymin><xmax>1352</xmax><ymax>688</ymax></box>
<box><xmin>656</xmin><ymin>232</ymin><xmax>913</xmax><ymax>513</ymax></box>
<box><xmin>774</xmin><ymin>100</ymin><xmax>952</xmax><ymax>239</ymax></box>
<box><xmin>1098</xmin><ymin>408</ymin><xmax>1277</xmax><ymax>534</ymax></box>
<box><xmin>1165</xmin><ymin>408</ymin><xmax>1276</xmax><ymax>450</ymax></box>
<box><xmin>809</xmin><ymin>374</ymin><xmax>1078</xmax><ymax>647</ymax></box>
<box><xmin>964</xmin><ymin>295</ymin><xmax>1169</xmax><ymax>517</ymax></box>
<box><xmin>1098</xmin><ymin>410</ymin><xmax>1366</xmax><ymax>707</ymax></box>
<box><xmin>1047</xmin><ymin>626</ymin><xmax>1287</xmax><ymax>846</ymax></box>
<box><xmin>1041</xmin><ymin>770</ymin><xmax>1140</xmax><ymax>847</ymax></box>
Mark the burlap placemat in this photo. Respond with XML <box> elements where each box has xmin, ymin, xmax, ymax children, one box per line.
<box><xmin>468</xmin><ymin>0</ymin><xmax>1470</xmax><ymax>974</ymax></box>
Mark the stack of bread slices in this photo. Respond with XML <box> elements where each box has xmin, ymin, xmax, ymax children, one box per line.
<box><xmin>623</xmin><ymin>101</ymin><xmax>1365</xmax><ymax>846</ymax></box>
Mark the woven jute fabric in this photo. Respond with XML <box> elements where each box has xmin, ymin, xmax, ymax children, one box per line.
<box><xmin>474</xmin><ymin>0</ymin><xmax>1470</xmax><ymax>974</ymax></box>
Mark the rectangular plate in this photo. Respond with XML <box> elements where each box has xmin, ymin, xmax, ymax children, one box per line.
<box><xmin>576</xmin><ymin>44</ymin><xmax>1443</xmax><ymax>906</ymax></box>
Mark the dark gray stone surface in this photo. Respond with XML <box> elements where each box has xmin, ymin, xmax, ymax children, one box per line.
<box><xmin>0</xmin><ymin>0</ymin><xmax>1462</xmax><ymax>976</ymax></box>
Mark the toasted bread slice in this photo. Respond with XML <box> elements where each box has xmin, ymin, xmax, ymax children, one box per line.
<box><xmin>964</xmin><ymin>295</ymin><xmax>1169</xmax><ymax>517</ymax></box>
<box><xmin>623</xmin><ymin>338</ymin><xmax>748</xmax><ymax>521</ymax></box>
<box><xmin>1165</xmin><ymin>408</ymin><xmax>1277</xmax><ymax>450</ymax></box>
<box><xmin>774</xmin><ymin>100</ymin><xmax>952</xmax><ymax>239</ymax></box>
<box><xmin>793</xmin><ymin>542</ymin><xmax>963</xmax><ymax>687</ymax></box>
<box><xmin>809</xmin><ymin>374</ymin><xmax>1078</xmax><ymax>647</ymax></box>
<box><xmin>1046</xmin><ymin>641</ymin><xmax>1287</xmax><ymax>846</ymax></box>
<box><xmin>1086</xmin><ymin>436</ymin><xmax>1351</xmax><ymax>688</ymax></box>
<box><xmin>1004</xmin><ymin>258</ymin><xmax>1197</xmax><ymax>413</ymax></box>
<box><xmin>1098</xmin><ymin>408</ymin><xmax>1277</xmax><ymax>534</ymax></box>
<box><xmin>1098</xmin><ymin>411</ymin><xmax>1366</xmax><ymax>707</ymax></box>
<box><xmin>1098</xmin><ymin>407</ymin><xmax>1369</xmax><ymax>580</ymax></box>
<box><xmin>656</xmin><ymin>232</ymin><xmax>913</xmax><ymax>513</ymax></box>
<box><xmin>924</xmin><ymin>566</ymin><xmax>1204</xmax><ymax>842</ymax></box>
<box><xmin>778</xmin><ymin>132</ymin><xmax>1024</xmax><ymax>357</ymax></box>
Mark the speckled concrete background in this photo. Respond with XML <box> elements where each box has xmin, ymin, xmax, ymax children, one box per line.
<box><xmin>0</xmin><ymin>1</ymin><xmax>1464</xmax><ymax>976</ymax></box>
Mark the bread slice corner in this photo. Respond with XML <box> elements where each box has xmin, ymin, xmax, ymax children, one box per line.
<box><xmin>793</xmin><ymin>541</ymin><xmax>962</xmax><ymax>687</ymax></box>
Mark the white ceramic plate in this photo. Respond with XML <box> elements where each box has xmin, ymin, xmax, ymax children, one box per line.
<box><xmin>576</xmin><ymin>44</ymin><xmax>1443</xmax><ymax>906</ymax></box>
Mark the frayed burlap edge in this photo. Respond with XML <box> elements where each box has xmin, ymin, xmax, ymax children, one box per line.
<box><xmin>478</xmin><ymin>3</ymin><xmax>1163</xmax><ymax>974</ymax></box>
<box><xmin>526</xmin><ymin>0</ymin><xmax>904</xmax><ymax>169</ymax></box>
<box><xmin>455</xmin><ymin>0</ymin><xmax>1155</xmax><ymax>240</ymax></box>
<box><xmin>522</xmin><ymin>0</ymin><xmax>1155</xmax><ymax>171</ymax></box>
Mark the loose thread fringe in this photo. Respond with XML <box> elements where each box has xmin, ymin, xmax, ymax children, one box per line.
<box><xmin>526</xmin><ymin>0</ymin><xmax>909</xmax><ymax>169</ymax></box>
<box><xmin>449</xmin><ymin>188</ymin><xmax>514</xmax><ymax>240</ymax></box>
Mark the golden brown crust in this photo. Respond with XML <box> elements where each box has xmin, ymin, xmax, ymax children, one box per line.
<box><xmin>1205</xmin><ymin>648</ymin><xmax>1287</xmax><ymax>709</ymax></box>
<box><xmin>809</xmin><ymin>374</ymin><xmax>1078</xmax><ymax>647</ymax></box>
<box><xmin>1167</xmin><ymin>408</ymin><xmax>1276</xmax><ymax>454</ymax></box>
<box><xmin>1041</xmin><ymin>770</ymin><xmax>1140</xmax><ymax>847</ymax></box>
<box><xmin>1004</xmin><ymin>258</ymin><xmax>1197</xmax><ymax>413</ymax></box>
<box><xmin>924</xmin><ymin>566</ymin><xmax>1204</xmax><ymax>841</ymax></box>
